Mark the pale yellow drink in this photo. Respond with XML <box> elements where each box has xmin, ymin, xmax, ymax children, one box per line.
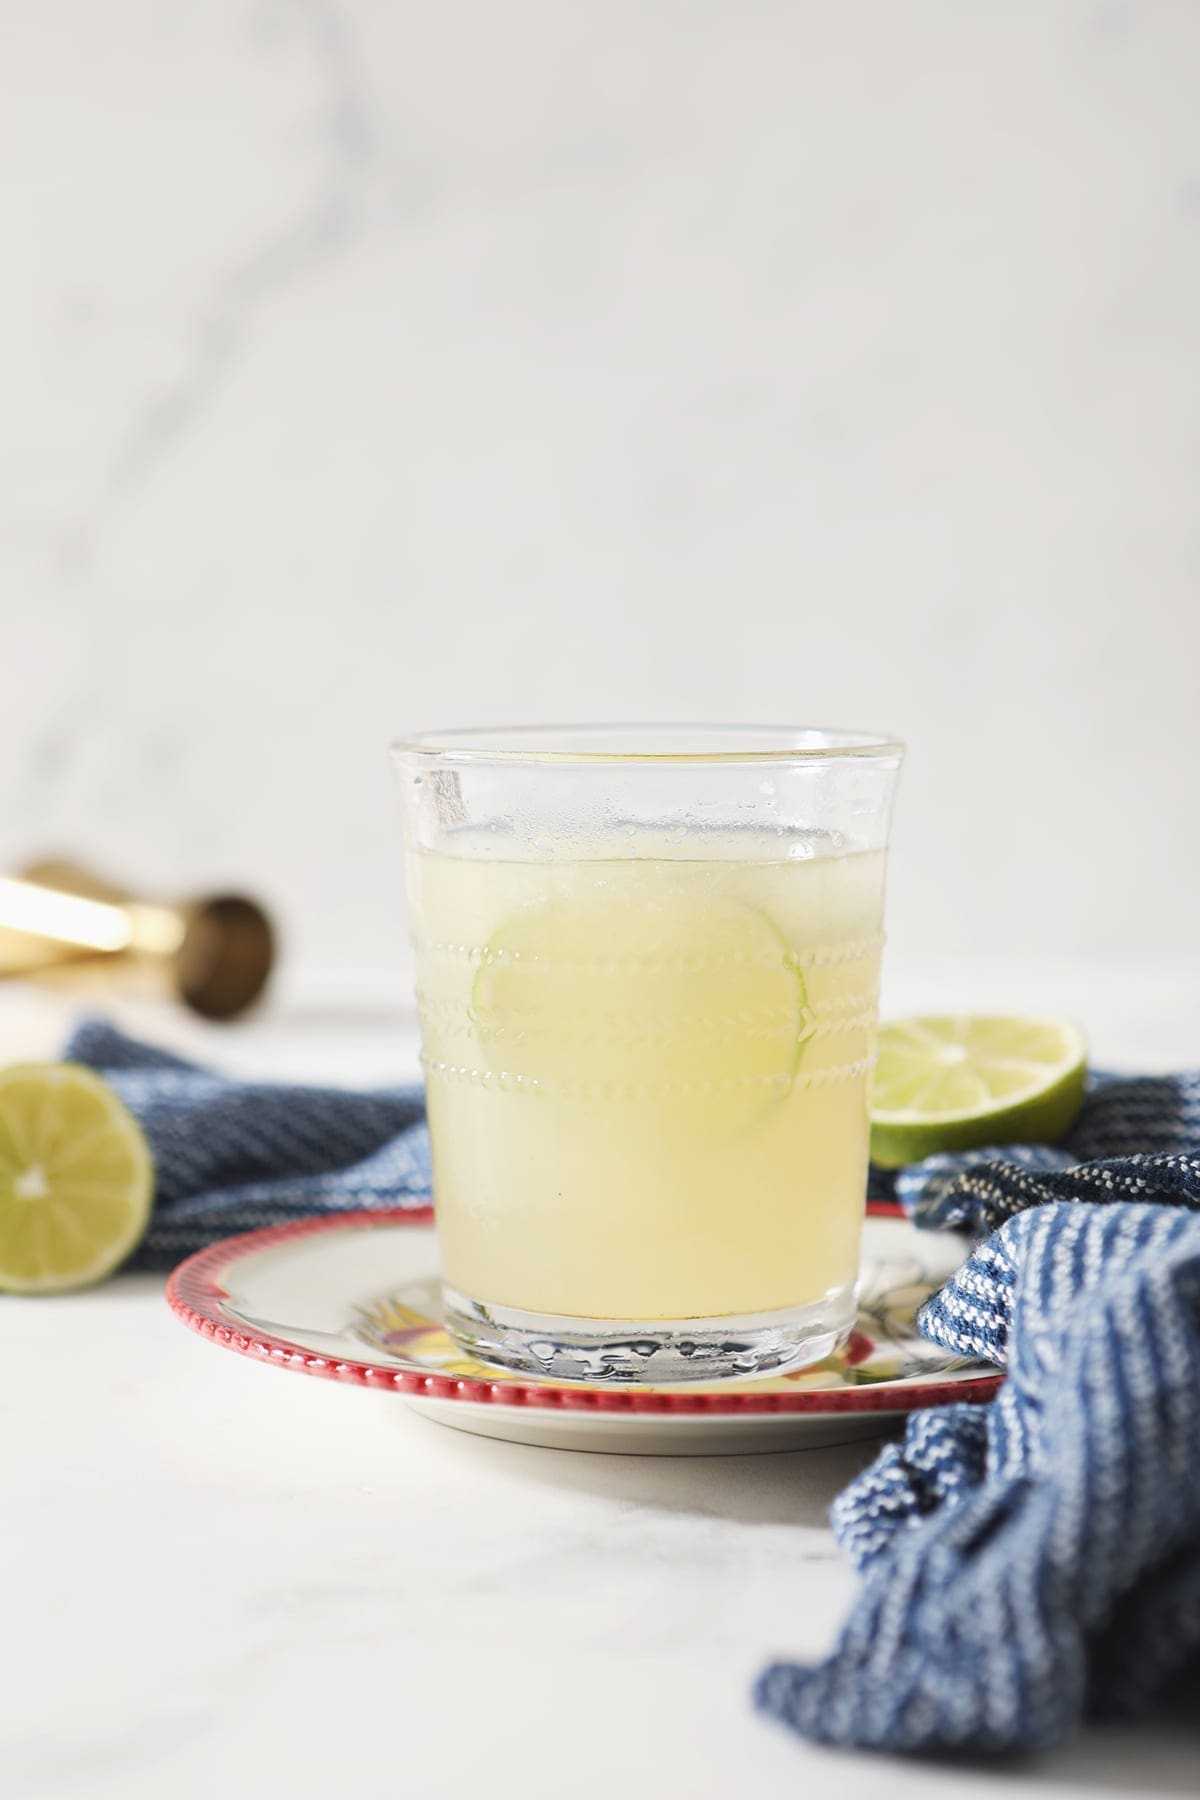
<box><xmin>411</xmin><ymin>837</ymin><xmax>885</xmax><ymax>1323</ymax></box>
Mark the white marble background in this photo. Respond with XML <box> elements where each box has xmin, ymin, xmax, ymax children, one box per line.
<box><xmin>4</xmin><ymin>0</ymin><xmax>1199</xmax><ymax>992</ymax></box>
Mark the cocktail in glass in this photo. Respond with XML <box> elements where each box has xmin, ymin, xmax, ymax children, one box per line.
<box><xmin>393</xmin><ymin>726</ymin><xmax>902</xmax><ymax>1383</ymax></box>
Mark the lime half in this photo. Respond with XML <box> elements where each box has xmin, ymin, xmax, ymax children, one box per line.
<box><xmin>470</xmin><ymin>891</ymin><xmax>808</xmax><ymax>1121</ymax></box>
<box><xmin>870</xmin><ymin>1014</ymin><xmax>1087</xmax><ymax>1169</ymax></box>
<box><xmin>0</xmin><ymin>1063</ymin><xmax>154</xmax><ymax>1293</ymax></box>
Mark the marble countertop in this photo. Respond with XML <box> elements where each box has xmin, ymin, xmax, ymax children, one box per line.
<box><xmin>3</xmin><ymin>973</ymin><xmax>1198</xmax><ymax>1800</ymax></box>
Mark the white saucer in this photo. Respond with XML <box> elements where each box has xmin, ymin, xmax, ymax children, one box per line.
<box><xmin>167</xmin><ymin>1206</ymin><xmax>1000</xmax><ymax>1455</ymax></box>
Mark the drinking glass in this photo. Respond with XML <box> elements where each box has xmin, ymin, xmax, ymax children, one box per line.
<box><xmin>392</xmin><ymin>725</ymin><xmax>903</xmax><ymax>1383</ymax></box>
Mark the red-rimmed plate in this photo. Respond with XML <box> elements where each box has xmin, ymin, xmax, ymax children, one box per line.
<box><xmin>167</xmin><ymin>1207</ymin><xmax>1001</xmax><ymax>1456</ymax></box>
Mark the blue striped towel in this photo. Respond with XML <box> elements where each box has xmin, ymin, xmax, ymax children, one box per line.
<box><xmin>68</xmin><ymin>1021</ymin><xmax>1200</xmax><ymax>1751</ymax></box>
<box><xmin>757</xmin><ymin>1068</ymin><xmax>1200</xmax><ymax>1754</ymax></box>
<box><xmin>65</xmin><ymin>1018</ymin><xmax>430</xmax><ymax>1268</ymax></box>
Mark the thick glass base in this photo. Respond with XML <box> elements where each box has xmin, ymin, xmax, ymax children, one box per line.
<box><xmin>442</xmin><ymin>1284</ymin><xmax>857</xmax><ymax>1385</ymax></box>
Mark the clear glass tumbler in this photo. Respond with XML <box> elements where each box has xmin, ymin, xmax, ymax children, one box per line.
<box><xmin>392</xmin><ymin>725</ymin><xmax>903</xmax><ymax>1383</ymax></box>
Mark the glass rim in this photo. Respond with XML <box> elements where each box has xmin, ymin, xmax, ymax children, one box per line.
<box><xmin>390</xmin><ymin>722</ymin><xmax>904</xmax><ymax>766</ymax></box>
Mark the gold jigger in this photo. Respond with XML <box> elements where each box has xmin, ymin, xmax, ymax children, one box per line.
<box><xmin>0</xmin><ymin>860</ymin><xmax>275</xmax><ymax>1020</ymax></box>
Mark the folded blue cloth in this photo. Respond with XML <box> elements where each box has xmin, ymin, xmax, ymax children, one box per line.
<box><xmin>65</xmin><ymin>1018</ymin><xmax>430</xmax><ymax>1267</ymax></box>
<box><xmin>757</xmin><ymin>1069</ymin><xmax>1200</xmax><ymax>1754</ymax></box>
<box><xmin>893</xmin><ymin>1068</ymin><xmax>1200</xmax><ymax>1231</ymax></box>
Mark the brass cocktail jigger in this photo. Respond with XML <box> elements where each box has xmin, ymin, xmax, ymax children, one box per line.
<box><xmin>0</xmin><ymin>860</ymin><xmax>275</xmax><ymax>1019</ymax></box>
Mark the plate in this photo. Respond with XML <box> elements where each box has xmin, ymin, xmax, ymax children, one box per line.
<box><xmin>166</xmin><ymin>1206</ymin><xmax>1001</xmax><ymax>1455</ymax></box>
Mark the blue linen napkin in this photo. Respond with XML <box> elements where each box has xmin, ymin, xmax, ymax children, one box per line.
<box><xmin>64</xmin><ymin>1017</ymin><xmax>431</xmax><ymax>1268</ymax></box>
<box><xmin>757</xmin><ymin>1068</ymin><xmax>1200</xmax><ymax>1754</ymax></box>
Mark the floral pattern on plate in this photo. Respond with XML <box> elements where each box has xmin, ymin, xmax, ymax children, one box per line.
<box><xmin>352</xmin><ymin>1245</ymin><xmax>988</xmax><ymax>1395</ymax></box>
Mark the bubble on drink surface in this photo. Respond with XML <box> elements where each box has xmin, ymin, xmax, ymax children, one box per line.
<box><xmin>786</xmin><ymin>828</ymin><xmax>847</xmax><ymax>860</ymax></box>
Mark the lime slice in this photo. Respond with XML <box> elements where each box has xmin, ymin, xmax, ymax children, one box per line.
<box><xmin>471</xmin><ymin>891</ymin><xmax>808</xmax><ymax>1120</ymax></box>
<box><xmin>0</xmin><ymin>1063</ymin><xmax>154</xmax><ymax>1292</ymax></box>
<box><xmin>869</xmin><ymin>1015</ymin><xmax>1087</xmax><ymax>1168</ymax></box>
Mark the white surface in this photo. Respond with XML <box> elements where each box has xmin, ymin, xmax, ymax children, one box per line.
<box><xmin>3</xmin><ymin>0</ymin><xmax>1200</xmax><ymax>985</ymax></box>
<box><xmin>3</xmin><ymin>976</ymin><xmax>1199</xmax><ymax>1798</ymax></box>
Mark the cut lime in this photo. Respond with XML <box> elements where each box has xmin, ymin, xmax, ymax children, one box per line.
<box><xmin>870</xmin><ymin>1015</ymin><xmax>1087</xmax><ymax>1168</ymax></box>
<box><xmin>470</xmin><ymin>891</ymin><xmax>808</xmax><ymax>1119</ymax></box>
<box><xmin>0</xmin><ymin>1063</ymin><xmax>154</xmax><ymax>1293</ymax></box>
